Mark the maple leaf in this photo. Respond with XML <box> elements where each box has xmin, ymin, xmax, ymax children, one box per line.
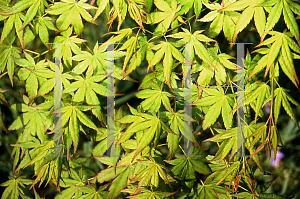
<box><xmin>193</xmin><ymin>87</ymin><xmax>235</xmax><ymax>130</ymax></box>
<box><xmin>146</xmin><ymin>0</ymin><xmax>184</xmax><ymax>35</ymax></box>
<box><xmin>147</xmin><ymin>41</ymin><xmax>184</xmax><ymax>89</ymax></box>
<box><xmin>46</xmin><ymin>0</ymin><xmax>98</xmax><ymax>35</ymax></box>
<box><xmin>198</xmin><ymin>1</ymin><xmax>241</xmax><ymax>42</ymax></box>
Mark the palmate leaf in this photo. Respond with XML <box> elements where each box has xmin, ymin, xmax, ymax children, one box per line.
<box><xmin>0</xmin><ymin>176</ymin><xmax>33</xmax><ymax>199</ymax></box>
<box><xmin>244</xmin><ymin>82</ymin><xmax>270</xmax><ymax>121</ymax></box>
<box><xmin>160</xmin><ymin>110</ymin><xmax>198</xmax><ymax>156</ymax></box>
<box><xmin>100</xmin><ymin>0</ymin><xmax>147</xmax><ymax>31</ymax></box>
<box><xmin>177</xmin><ymin>0</ymin><xmax>208</xmax><ymax>20</ymax></box>
<box><xmin>147</xmin><ymin>41</ymin><xmax>184</xmax><ymax>89</ymax></box>
<box><xmin>139</xmin><ymin>63</ymin><xmax>180</xmax><ymax>90</ymax></box>
<box><xmin>204</xmin><ymin>128</ymin><xmax>239</xmax><ymax>163</ymax></box>
<box><xmin>0</xmin><ymin>8</ymin><xmax>35</xmax><ymax>49</ymax></box>
<box><xmin>116</xmin><ymin>104</ymin><xmax>149</xmax><ymax>145</ymax></box>
<box><xmin>135</xmin><ymin>81</ymin><xmax>175</xmax><ymax>113</ymax></box>
<box><xmin>75</xmin><ymin>184</ymin><xmax>109</xmax><ymax>199</ymax></box>
<box><xmin>32</xmin><ymin>15</ymin><xmax>58</xmax><ymax>46</ymax></box>
<box><xmin>70</xmin><ymin>41</ymin><xmax>125</xmax><ymax>78</ymax></box>
<box><xmin>118</xmin><ymin>35</ymin><xmax>148</xmax><ymax>78</ymax></box>
<box><xmin>130</xmin><ymin>158</ymin><xmax>172</xmax><ymax>189</ymax></box>
<box><xmin>196</xmin><ymin>44</ymin><xmax>237</xmax><ymax>85</ymax></box>
<box><xmin>118</xmin><ymin>108</ymin><xmax>173</xmax><ymax>162</ymax></box>
<box><xmin>249</xmin><ymin>31</ymin><xmax>300</xmax><ymax>88</ymax></box>
<box><xmin>193</xmin><ymin>88</ymin><xmax>234</xmax><ymax>130</ymax></box>
<box><xmin>167</xmin><ymin>28</ymin><xmax>217</xmax><ymax>76</ymax></box>
<box><xmin>15</xmin><ymin>52</ymin><xmax>54</xmax><ymax>102</ymax></box>
<box><xmin>0</xmin><ymin>32</ymin><xmax>20</xmax><ymax>86</ymax></box>
<box><xmin>8</xmin><ymin>101</ymin><xmax>52</xmax><ymax>142</ymax></box>
<box><xmin>1</xmin><ymin>0</ymin><xmax>49</xmax><ymax>31</ymax></box>
<box><xmin>53</xmin><ymin>26</ymin><xmax>88</xmax><ymax>68</ymax></box>
<box><xmin>260</xmin><ymin>0</ymin><xmax>300</xmax><ymax>44</ymax></box>
<box><xmin>56</xmin><ymin>168</ymin><xmax>87</xmax><ymax>199</ymax></box>
<box><xmin>165</xmin><ymin>156</ymin><xmax>211</xmax><ymax>189</ymax></box>
<box><xmin>188</xmin><ymin>177</ymin><xmax>230</xmax><ymax>199</ymax></box>
<box><xmin>146</xmin><ymin>0</ymin><xmax>184</xmax><ymax>35</ymax></box>
<box><xmin>61</xmin><ymin>103</ymin><xmax>102</xmax><ymax>153</ymax></box>
<box><xmin>271</xmin><ymin>87</ymin><xmax>300</xmax><ymax>126</ymax></box>
<box><xmin>46</xmin><ymin>0</ymin><xmax>98</xmax><ymax>35</ymax></box>
<box><xmin>198</xmin><ymin>1</ymin><xmax>240</xmax><ymax>42</ymax></box>
<box><xmin>219</xmin><ymin>0</ymin><xmax>267</xmax><ymax>42</ymax></box>
<box><xmin>91</xmin><ymin>166</ymin><xmax>133</xmax><ymax>199</ymax></box>
<box><xmin>125</xmin><ymin>188</ymin><xmax>176</xmax><ymax>199</ymax></box>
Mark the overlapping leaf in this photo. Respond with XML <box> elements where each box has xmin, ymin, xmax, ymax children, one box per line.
<box><xmin>249</xmin><ymin>31</ymin><xmax>300</xmax><ymax>88</ymax></box>
<box><xmin>193</xmin><ymin>88</ymin><xmax>235</xmax><ymax>130</ymax></box>
<box><xmin>15</xmin><ymin>52</ymin><xmax>54</xmax><ymax>102</ymax></box>
<box><xmin>198</xmin><ymin>1</ymin><xmax>241</xmax><ymax>42</ymax></box>
<box><xmin>147</xmin><ymin>41</ymin><xmax>184</xmax><ymax>89</ymax></box>
<box><xmin>46</xmin><ymin>0</ymin><xmax>98</xmax><ymax>34</ymax></box>
<box><xmin>146</xmin><ymin>0</ymin><xmax>184</xmax><ymax>35</ymax></box>
<box><xmin>135</xmin><ymin>81</ymin><xmax>174</xmax><ymax>113</ymax></box>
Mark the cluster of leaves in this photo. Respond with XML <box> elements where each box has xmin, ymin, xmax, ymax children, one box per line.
<box><xmin>0</xmin><ymin>0</ymin><xmax>300</xmax><ymax>198</ymax></box>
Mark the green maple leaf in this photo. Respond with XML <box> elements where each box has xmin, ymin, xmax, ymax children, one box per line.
<box><xmin>146</xmin><ymin>0</ymin><xmax>184</xmax><ymax>35</ymax></box>
<box><xmin>70</xmin><ymin>42</ymin><xmax>125</xmax><ymax>77</ymax></box>
<box><xmin>147</xmin><ymin>41</ymin><xmax>184</xmax><ymax>89</ymax></box>
<box><xmin>193</xmin><ymin>88</ymin><xmax>235</xmax><ymax>130</ymax></box>
<box><xmin>196</xmin><ymin>44</ymin><xmax>237</xmax><ymax>85</ymax></box>
<box><xmin>76</xmin><ymin>184</ymin><xmax>109</xmax><ymax>199</ymax></box>
<box><xmin>32</xmin><ymin>15</ymin><xmax>58</xmax><ymax>46</ymax></box>
<box><xmin>204</xmin><ymin>128</ymin><xmax>241</xmax><ymax>163</ymax></box>
<box><xmin>244</xmin><ymin>82</ymin><xmax>270</xmax><ymax>121</ymax></box>
<box><xmin>56</xmin><ymin>168</ymin><xmax>89</xmax><ymax>199</ymax></box>
<box><xmin>135</xmin><ymin>81</ymin><xmax>175</xmax><ymax>113</ymax></box>
<box><xmin>53</xmin><ymin>26</ymin><xmax>88</xmax><ymax>69</ymax></box>
<box><xmin>63</xmin><ymin>74</ymin><xmax>107</xmax><ymax>121</ymax></box>
<box><xmin>0</xmin><ymin>176</ymin><xmax>33</xmax><ymax>199</ymax></box>
<box><xmin>249</xmin><ymin>31</ymin><xmax>300</xmax><ymax>88</ymax></box>
<box><xmin>118</xmin><ymin>35</ymin><xmax>148</xmax><ymax>78</ymax></box>
<box><xmin>219</xmin><ymin>0</ymin><xmax>268</xmax><ymax>42</ymax></box>
<box><xmin>177</xmin><ymin>0</ymin><xmax>208</xmax><ymax>20</ymax></box>
<box><xmin>8</xmin><ymin>101</ymin><xmax>52</xmax><ymax>142</ymax></box>
<box><xmin>0</xmin><ymin>4</ymin><xmax>35</xmax><ymax>48</ymax></box>
<box><xmin>46</xmin><ymin>0</ymin><xmax>98</xmax><ymax>35</ymax></box>
<box><xmin>117</xmin><ymin>108</ymin><xmax>173</xmax><ymax>162</ymax></box>
<box><xmin>130</xmin><ymin>158</ymin><xmax>172</xmax><ymax>188</ymax></box>
<box><xmin>0</xmin><ymin>32</ymin><xmax>20</xmax><ymax>86</ymax></box>
<box><xmin>139</xmin><ymin>63</ymin><xmax>180</xmax><ymax>90</ymax></box>
<box><xmin>259</xmin><ymin>0</ymin><xmax>300</xmax><ymax>44</ymax></box>
<box><xmin>92</xmin><ymin>166</ymin><xmax>133</xmax><ymax>199</ymax></box>
<box><xmin>61</xmin><ymin>103</ymin><xmax>102</xmax><ymax>153</ymax></box>
<box><xmin>116</xmin><ymin>104</ymin><xmax>148</xmax><ymax>145</ymax></box>
<box><xmin>188</xmin><ymin>176</ymin><xmax>230</xmax><ymax>198</ymax></box>
<box><xmin>165</xmin><ymin>155</ymin><xmax>211</xmax><ymax>189</ymax></box>
<box><xmin>160</xmin><ymin>110</ymin><xmax>198</xmax><ymax>157</ymax></box>
<box><xmin>108</xmin><ymin>0</ymin><xmax>147</xmax><ymax>30</ymax></box>
<box><xmin>15</xmin><ymin>52</ymin><xmax>54</xmax><ymax>102</ymax></box>
<box><xmin>167</xmin><ymin>28</ymin><xmax>217</xmax><ymax>74</ymax></box>
<box><xmin>126</xmin><ymin>188</ymin><xmax>176</xmax><ymax>199</ymax></box>
<box><xmin>271</xmin><ymin>87</ymin><xmax>300</xmax><ymax>126</ymax></box>
<box><xmin>1</xmin><ymin>0</ymin><xmax>49</xmax><ymax>29</ymax></box>
<box><xmin>198</xmin><ymin>1</ymin><xmax>241</xmax><ymax>42</ymax></box>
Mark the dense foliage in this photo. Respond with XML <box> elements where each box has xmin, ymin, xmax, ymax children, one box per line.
<box><xmin>0</xmin><ymin>0</ymin><xmax>300</xmax><ymax>198</ymax></box>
